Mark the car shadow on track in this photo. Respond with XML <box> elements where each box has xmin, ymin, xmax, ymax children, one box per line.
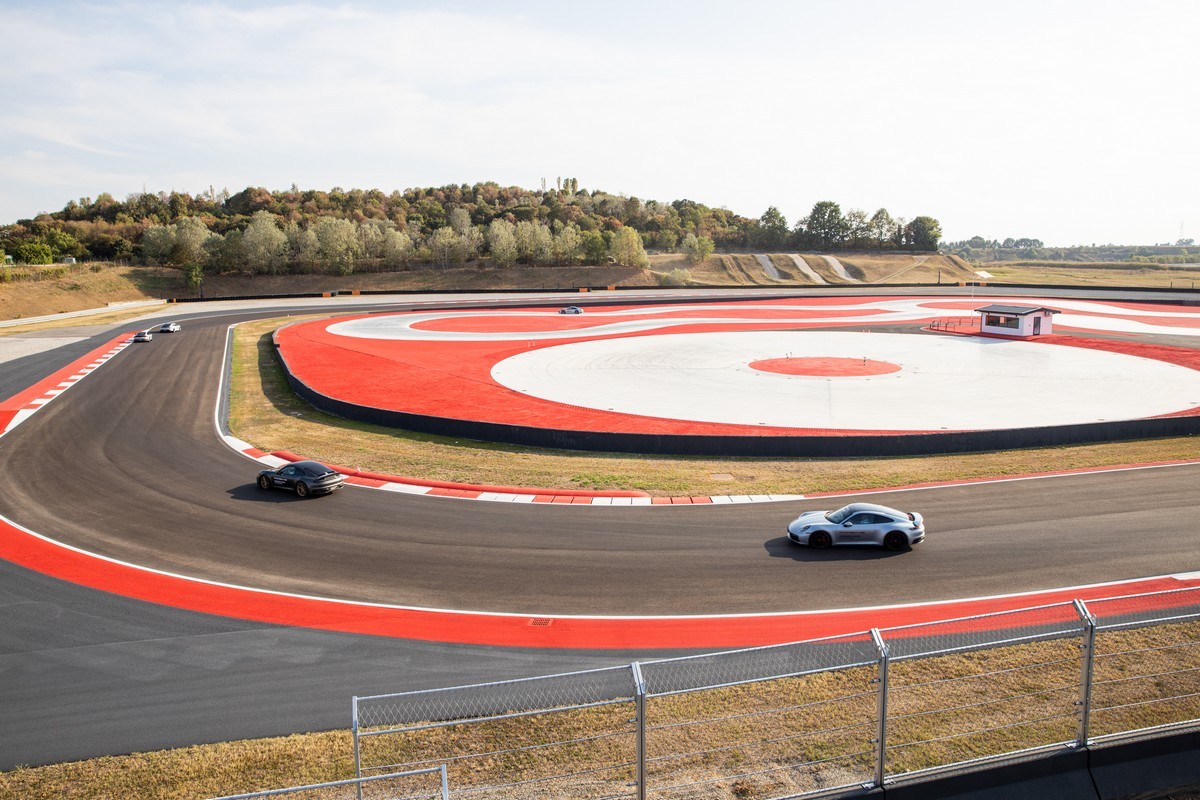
<box><xmin>763</xmin><ymin>536</ymin><xmax>910</xmax><ymax>561</ymax></box>
<box><xmin>226</xmin><ymin>483</ymin><xmax>322</xmax><ymax>503</ymax></box>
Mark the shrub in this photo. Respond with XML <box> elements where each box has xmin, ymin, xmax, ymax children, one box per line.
<box><xmin>655</xmin><ymin>268</ymin><xmax>692</xmax><ymax>287</ymax></box>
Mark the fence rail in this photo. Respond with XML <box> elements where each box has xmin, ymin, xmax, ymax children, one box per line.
<box><xmin>348</xmin><ymin>586</ymin><xmax>1200</xmax><ymax>799</ymax></box>
<box><xmin>208</xmin><ymin>766</ymin><xmax>448</xmax><ymax>800</ymax></box>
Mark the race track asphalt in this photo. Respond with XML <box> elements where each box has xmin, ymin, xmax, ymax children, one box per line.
<box><xmin>1</xmin><ymin>288</ymin><xmax>1198</xmax><ymax>769</ymax></box>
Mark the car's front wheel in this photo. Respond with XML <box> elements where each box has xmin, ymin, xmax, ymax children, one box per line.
<box><xmin>294</xmin><ymin>482</ymin><xmax>309</xmax><ymax>498</ymax></box>
<box><xmin>809</xmin><ymin>531</ymin><xmax>832</xmax><ymax>549</ymax></box>
<box><xmin>257</xmin><ymin>475</ymin><xmax>271</xmax><ymax>490</ymax></box>
<box><xmin>883</xmin><ymin>531</ymin><xmax>908</xmax><ymax>551</ymax></box>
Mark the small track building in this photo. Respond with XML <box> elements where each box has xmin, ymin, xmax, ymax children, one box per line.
<box><xmin>975</xmin><ymin>304</ymin><xmax>1061</xmax><ymax>337</ymax></box>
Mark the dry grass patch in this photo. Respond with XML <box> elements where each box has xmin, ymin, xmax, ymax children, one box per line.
<box><xmin>977</xmin><ymin>262</ymin><xmax>1200</xmax><ymax>288</ymax></box>
<box><xmin>836</xmin><ymin>254</ymin><xmax>973</xmax><ymax>284</ymax></box>
<box><xmin>0</xmin><ymin>731</ymin><xmax>354</xmax><ymax>800</ymax></box>
<box><xmin>0</xmin><ymin>264</ymin><xmax>180</xmax><ymax>322</ymax></box>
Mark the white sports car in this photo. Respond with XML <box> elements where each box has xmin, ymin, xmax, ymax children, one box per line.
<box><xmin>787</xmin><ymin>502</ymin><xmax>925</xmax><ymax>551</ymax></box>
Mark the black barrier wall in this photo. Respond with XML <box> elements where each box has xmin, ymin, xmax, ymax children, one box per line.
<box><xmin>273</xmin><ymin>337</ymin><xmax>1200</xmax><ymax>458</ymax></box>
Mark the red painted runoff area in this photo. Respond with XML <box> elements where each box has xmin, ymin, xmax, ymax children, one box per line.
<box><xmin>1</xmin><ymin>513</ymin><xmax>1197</xmax><ymax>649</ymax></box>
<box><xmin>276</xmin><ymin>300</ymin><xmax>1200</xmax><ymax>436</ymax></box>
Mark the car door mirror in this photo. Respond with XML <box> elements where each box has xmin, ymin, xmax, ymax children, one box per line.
<box><xmin>843</xmin><ymin>521</ymin><xmax>854</xmax><ymax>527</ymax></box>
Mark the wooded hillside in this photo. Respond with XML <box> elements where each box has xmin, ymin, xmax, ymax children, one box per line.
<box><xmin>0</xmin><ymin>183</ymin><xmax>942</xmax><ymax>282</ymax></box>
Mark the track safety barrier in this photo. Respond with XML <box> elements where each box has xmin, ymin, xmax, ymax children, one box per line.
<box><xmin>348</xmin><ymin>586</ymin><xmax>1200</xmax><ymax>799</ymax></box>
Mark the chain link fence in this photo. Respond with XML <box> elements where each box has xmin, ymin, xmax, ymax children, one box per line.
<box><xmin>353</xmin><ymin>665</ymin><xmax>640</xmax><ymax>800</ymax></box>
<box><xmin>334</xmin><ymin>588</ymin><xmax>1200</xmax><ymax>800</ymax></box>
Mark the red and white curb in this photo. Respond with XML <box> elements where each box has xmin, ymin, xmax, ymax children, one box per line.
<box><xmin>221</xmin><ymin>435</ymin><xmax>804</xmax><ymax>505</ymax></box>
<box><xmin>0</xmin><ymin>335</ymin><xmax>132</xmax><ymax>435</ymax></box>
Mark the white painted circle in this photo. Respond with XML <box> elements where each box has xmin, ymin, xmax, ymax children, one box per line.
<box><xmin>489</xmin><ymin>331</ymin><xmax>1200</xmax><ymax>430</ymax></box>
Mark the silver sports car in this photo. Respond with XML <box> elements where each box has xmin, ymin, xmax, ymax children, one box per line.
<box><xmin>787</xmin><ymin>502</ymin><xmax>925</xmax><ymax>551</ymax></box>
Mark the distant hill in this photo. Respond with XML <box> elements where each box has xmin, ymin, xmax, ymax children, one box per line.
<box><xmin>1</xmin><ymin>184</ymin><xmax>941</xmax><ymax>274</ymax></box>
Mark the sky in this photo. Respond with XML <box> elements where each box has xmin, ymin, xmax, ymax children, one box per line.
<box><xmin>2</xmin><ymin>0</ymin><xmax>1197</xmax><ymax>246</ymax></box>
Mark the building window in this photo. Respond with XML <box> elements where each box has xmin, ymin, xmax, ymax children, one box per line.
<box><xmin>985</xmin><ymin>314</ymin><xmax>1019</xmax><ymax>329</ymax></box>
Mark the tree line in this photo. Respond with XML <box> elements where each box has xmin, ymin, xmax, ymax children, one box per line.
<box><xmin>0</xmin><ymin>182</ymin><xmax>942</xmax><ymax>276</ymax></box>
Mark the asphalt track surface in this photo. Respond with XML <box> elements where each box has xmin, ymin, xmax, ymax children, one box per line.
<box><xmin>2</xmin><ymin>288</ymin><xmax>1199</xmax><ymax>769</ymax></box>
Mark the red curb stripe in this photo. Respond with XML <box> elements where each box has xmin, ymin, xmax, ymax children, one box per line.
<box><xmin>1</xmin><ymin>333</ymin><xmax>132</xmax><ymax>432</ymax></box>
<box><xmin>1</xmin><ymin>514</ymin><xmax>1196</xmax><ymax>649</ymax></box>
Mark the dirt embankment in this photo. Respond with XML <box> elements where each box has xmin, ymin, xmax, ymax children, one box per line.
<box><xmin>0</xmin><ymin>253</ymin><xmax>968</xmax><ymax>322</ymax></box>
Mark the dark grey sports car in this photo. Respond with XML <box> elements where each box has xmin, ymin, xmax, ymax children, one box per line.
<box><xmin>257</xmin><ymin>460</ymin><xmax>345</xmax><ymax>497</ymax></box>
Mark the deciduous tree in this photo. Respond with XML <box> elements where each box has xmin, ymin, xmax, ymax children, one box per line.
<box><xmin>515</xmin><ymin>221</ymin><xmax>553</xmax><ymax>265</ymax></box>
<box><xmin>681</xmin><ymin>233</ymin><xmax>715</xmax><ymax>264</ymax></box>
<box><xmin>869</xmin><ymin>209</ymin><xmax>894</xmax><ymax>249</ymax></box>
<box><xmin>554</xmin><ymin>223</ymin><xmax>582</xmax><ymax>265</ymax></box>
<box><xmin>754</xmin><ymin>206</ymin><xmax>789</xmax><ymax>250</ymax></box>
<box><xmin>312</xmin><ymin>217</ymin><xmax>358</xmax><ymax>274</ymax></box>
<box><xmin>242</xmin><ymin>211</ymin><xmax>287</xmax><ymax>273</ymax></box>
<box><xmin>609</xmin><ymin>227</ymin><xmax>648</xmax><ymax>268</ymax></box>
<box><xmin>487</xmin><ymin>219</ymin><xmax>518</xmax><ymax>266</ymax></box>
<box><xmin>907</xmin><ymin>216</ymin><xmax>942</xmax><ymax>251</ymax></box>
<box><xmin>381</xmin><ymin>228</ymin><xmax>413</xmax><ymax>267</ymax></box>
<box><xmin>13</xmin><ymin>241</ymin><xmax>53</xmax><ymax>264</ymax></box>
<box><xmin>580</xmin><ymin>229</ymin><xmax>608</xmax><ymax>265</ymax></box>
<box><xmin>805</xmin><ymin>201</ymin><xmax>846</xmax><ymax>249</ymax></box>
<box><xmin>429</xmin><ymin>226</ymin><xmax>462</xmax><ymax>266</ymax></box>
<box><xmin>284</xmin><ymin>222</ymin><xmax>319</xmax><ymax>269</ymax></box>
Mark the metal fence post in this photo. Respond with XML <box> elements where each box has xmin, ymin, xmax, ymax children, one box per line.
<box><xmin>1074</xmin><ymin>599</ymin><xmax>1098</xmax><ymax>748</ymax></box>
<box><xmin>631</xmin><ymin>662</ymin><xmax>647</xmax><ymax>800</ymax></box>
<box><xmin>870</xmin><ymin>628</ymin><xmax>890</xmax><ymax>789</ymax></box>
<box><xmin>352</xmin><ymin>695</ymin><xmax>363</xmax><ymax>800</ymax></box>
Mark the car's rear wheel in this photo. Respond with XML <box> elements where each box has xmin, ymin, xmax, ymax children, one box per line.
<box><xmin>883</xmin><ymin>531</ymin><xmax>907</xmax><ymax>551</ymax></box>
<box><xmin>295</xmin><ymin>482</ymin><xmax>309</xmax><ymax>498</ymax></box>
<box><xmin>809</xmin><ymin>531</ymin><xmax>832</xmax><ymax>549</ymax></box>
<box><xmin>257</xmin><ymin>475</ymin><xmax>271</xmax><ymax>490</ymax></box>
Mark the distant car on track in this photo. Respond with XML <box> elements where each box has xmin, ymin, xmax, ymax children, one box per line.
<box><xmin>132</xmin><ymin>330</ymin><xmax>153</xmax><ymax>342</ymax></box>
<box><xmin>559</xmin><ymin>306</ymin><xmax>584</xmax><ymax>314</ymax></box>
<box><xmin>787</xmin><ymin>502</ymin><xmax>924</xmax><ymax>551</ymax></box>
<box><xmin>156</xmin><ymin>322</ymin><xmax>181</xmax><ymax>333</ymax></box>
<box><xmin>257</xmin><ymin>460</ymin><xmax>345</xmax><ymax>497</ymax></box>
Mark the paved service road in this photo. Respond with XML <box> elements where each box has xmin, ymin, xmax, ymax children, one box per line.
<box><xmin>1</xmin><ymin>289</ymin><xmax>1197</xmax><ymax>768</ymax></box>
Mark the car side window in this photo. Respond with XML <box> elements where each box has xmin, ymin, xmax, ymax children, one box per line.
<box><xmin>280</xmin><ymin>466</ymin><xmax>297</xmax><ymax>476</ymax></box>
<box><xmin>846</xmin><ymin>514</ymin><xmax>868</xmax><ymax>525</ymax></box>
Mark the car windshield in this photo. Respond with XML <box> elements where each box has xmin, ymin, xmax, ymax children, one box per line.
<box><xmin>826</xmin><ymin>506</ymin><xmax>853</xmax><ymax>523</ymax></box>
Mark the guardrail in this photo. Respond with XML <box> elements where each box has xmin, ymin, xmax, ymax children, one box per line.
<box><xmin>928</xmin><ymin>316</ymin><xmax>979</xmax><ymax>332</ymax></box>
<box><xmin>350</xmin><ymin>586</ymin><xmax>1200</xmax><ymax>799</ymax></box>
